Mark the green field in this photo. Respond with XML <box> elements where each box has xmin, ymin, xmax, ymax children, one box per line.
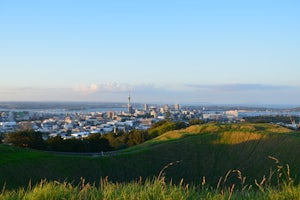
<box><xmin>1</xmin><ymin>123</ymin><xmax>300</xmax><ymax>192</ymax></box>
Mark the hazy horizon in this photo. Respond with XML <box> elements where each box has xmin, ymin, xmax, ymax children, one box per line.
<box><xmin>0</xmin><ymin>100</ymin><xmax>299</xmax><ymax>109</ymax></box>
<box><xmin>1</xmin><ymin>1</ymin><xmax>299</xmax><ymax>105</ymax></box>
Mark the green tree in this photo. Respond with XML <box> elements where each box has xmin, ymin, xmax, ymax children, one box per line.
<box><xmin>126</xmin><ymin>130</ymin><xmax>148</xmax><ymax>146</ymax></box>
<box><xmin>102</xmin><ymin>131</ymin><xmax>133</xmax><ymax>150</ymax></box>
<box><xmin>4</xmin><ymin>130</ymin><xmax>45</xmax><ymax>150</ymax></box>
<box><xmin>46</xmin><ymin>136</ymin><xmax>64</xmax><ymax>151</ymax></box>
<box><xmin>165</xmin><ymin>111</ymin><xmax>171</xmax><ymax>121</ymax></box>
<box><xmin>87</xmin><ymin>134</ymin><xmax>112</xmax><ymax>152</ymax></box>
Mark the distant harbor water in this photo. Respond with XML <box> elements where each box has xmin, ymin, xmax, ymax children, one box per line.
<box><xmin>0</xmin><ymin>102</ymin><xmax>150</xmax><ymax>115</ymax></box>
<box><xmin>0</xmin><ymin>107</ymin><xmax>128</xmax><ymax>114</ymax></box>
<box><xmin>238</xmin><ymin>111</ymin><xmax>300</xmax><ymax>117</ymax></box>
<box><xmin>0</xmin><ymin>102</ymin><xmax>300</xmax><ymax>117</ymax></box>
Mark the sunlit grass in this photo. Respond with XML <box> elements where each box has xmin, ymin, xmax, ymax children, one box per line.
<box><xmin>214</xmin><ymin>131</ymin><xmax>266</xmax><ymax>145</ymax></box>
<box><xmin>150</xmin><ymin>123</ymin><xmax>293</xmax><ymax>146</ymax></box>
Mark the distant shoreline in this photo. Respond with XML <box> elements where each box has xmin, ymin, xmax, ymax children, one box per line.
<box><xmin>0</xmin><ymin>101</ymin><xmax>299</xmax><ymax>110</ymax></box>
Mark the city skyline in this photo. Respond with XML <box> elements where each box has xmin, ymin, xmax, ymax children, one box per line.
<box><xmin>0</xmin><ymin>1</ymin><xmax>299</xmax><ymax>105</ymax></box>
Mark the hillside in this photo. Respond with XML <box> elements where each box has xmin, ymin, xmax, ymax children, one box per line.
<box><xmin>1</xmin><ymin>123</ymin><xmax>300</xmax><ymax>189</ymax></box>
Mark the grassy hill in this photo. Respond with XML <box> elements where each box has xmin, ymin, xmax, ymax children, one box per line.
<box><xmin>1</xmin><ymin>123</ymin><xmax>300</xmax><ymax>189</ymax></box>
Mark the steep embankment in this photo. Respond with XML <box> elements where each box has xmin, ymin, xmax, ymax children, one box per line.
<box><xmin>1</xmin><ymin>123</ymin><xmax>300</xmax><ymax>189</ymax></box>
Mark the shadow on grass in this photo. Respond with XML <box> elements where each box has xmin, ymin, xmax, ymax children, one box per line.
<box><xmin>1</xmin><ymin>129</ymin><xmax>300</xmax><ymax>190</ymax></box>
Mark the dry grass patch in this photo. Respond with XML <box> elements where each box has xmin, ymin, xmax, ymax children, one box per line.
<box><xmin>215</xmin><ymin>131</ymin><xmax>266</xmax><ymax>145</ymax></box>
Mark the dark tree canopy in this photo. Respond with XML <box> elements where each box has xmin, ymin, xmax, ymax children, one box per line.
<box><xmin>4</xmin><ymin>119</ymin><xmax>189</xmax><ymax>152</ymax></box>
<box><xmin>4</xmin><ymin>130</ymin><xmax>45</xmax><ymax>150</ymax></box>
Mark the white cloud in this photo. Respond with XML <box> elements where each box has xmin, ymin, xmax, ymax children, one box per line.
<box><xmin>71</xmin><ymin>82</ymin><xmax>173</xmax><ymax>102</ymax></box>
<box><xmin>73</xmin><ymin>82</ymin><xmax>133</xmax><ymax>95</ymax></box>
<box><xmin>73</xmin><ymin>83</ymin><xmax>99</xmax><ymax>94</ymax></box>
<box><xmin>186</xmin><ymin>83</ymin><xmax>294</xmax><ymax>92</ymax></box>
<box><xmin>99</xmin><ymin>82</ymin><xmax>130</xmax><ymax>92</ymax></box>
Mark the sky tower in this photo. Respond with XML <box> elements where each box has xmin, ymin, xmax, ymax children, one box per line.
<box><xmin>128</xmin><ymin>93</ymin><xmax>133</xmax><ymax>114</ymax></box>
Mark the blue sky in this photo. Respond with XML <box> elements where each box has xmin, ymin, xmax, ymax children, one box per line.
<box><xmin>0</xmin><ymin>0</ymin><xmax>299</xmax><ymax>105</ymax></box>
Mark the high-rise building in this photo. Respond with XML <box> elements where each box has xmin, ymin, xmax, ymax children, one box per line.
<box><xmin>164</xmin><ymin>104</ymin><xmax>169</xmax><ymax>112</ymax></box>
<box><xmin>144</xmin><ymin>104</ymin><xmax>149</xmax><ymax>111</ymax></box>
<box><xmin>107</xmin><ymin>111</ymin><xmax>115</xmax><ymax>119</ymax></box>
<box><xmin>175</xmin><ymin>103</ymin><xmax>180</xmax><ymax>111</ymax></box>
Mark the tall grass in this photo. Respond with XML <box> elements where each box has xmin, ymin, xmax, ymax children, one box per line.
<box><xmin>1</xmin><ymin>158</ymin><xmax>300</xmax><ymax>200</ymax></box>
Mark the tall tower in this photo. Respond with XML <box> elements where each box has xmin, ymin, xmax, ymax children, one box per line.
<box><xmin>128</xmin><ymin>93</ymin><xmax>133</xmax><ymax>114</ymax></box>
<box><xmin>128</xmin><ymin>93</ymin><xmax>131</xmax><ymax>108</ymax></box>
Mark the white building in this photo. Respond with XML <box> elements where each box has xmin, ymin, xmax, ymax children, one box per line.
<box><xmin>225</xmin><ymin>110</ymin><xmax>239</xmax><ymax>119</ymax></box>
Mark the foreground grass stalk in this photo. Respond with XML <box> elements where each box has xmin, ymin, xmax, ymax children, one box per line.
<box><xmin>2</xmin><ymin>158</ymin><xmax>295</xmax><ymax>199</ymax></box>
<box><xmin>0</xmin><ymin>180</ymin><xmax>296</xmax><ymax>200</ymax></box>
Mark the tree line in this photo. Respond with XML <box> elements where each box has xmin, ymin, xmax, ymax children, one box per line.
<box><xmin>3</xmin><ymin>120</ymin><xmax>191</xmax><ymax>152</ymax></box>
<box><xmin>243</xmin><ymin>115</ymin><xmax>300</xmax><ymax>124</ymax></box>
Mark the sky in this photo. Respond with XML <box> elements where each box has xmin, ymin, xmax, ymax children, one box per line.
<box><xmin>0</xmin><ymin>0</ymin><xmax>299</xmax><ymax>105</ymax></box>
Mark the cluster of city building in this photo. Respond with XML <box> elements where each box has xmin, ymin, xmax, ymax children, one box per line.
<box><xmin>1</xmin><ymin>95</ymin><xmax>299</xmax><ymax>139</ymax></box>
<box><xmin>0</xmin><ymin>102</ymin><xmax>201</xmax><ymax>139</ymax></box>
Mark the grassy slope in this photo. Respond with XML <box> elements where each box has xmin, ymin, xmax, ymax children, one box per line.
<box><xmin>1</xmin><ymin>123</ymin><xmax>300</xmax><ymax>189</ymax></box>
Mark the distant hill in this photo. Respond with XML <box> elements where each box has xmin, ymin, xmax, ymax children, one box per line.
<box><xmin>1</xmin><ymin>123</ymin><xmax>300</xmax><ymax>189</ymax></box>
